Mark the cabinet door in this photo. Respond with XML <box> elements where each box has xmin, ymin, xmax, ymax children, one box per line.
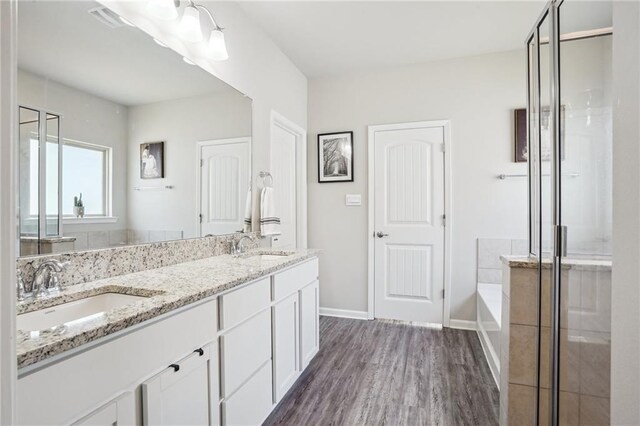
<box><xmin>300</xmin><ymin>280</ymin><xmax>320</xmax><ymax>369</ymax></box>
<box><xmin>273</xmin><ymin>292</ymin><xmax>300</xmax><ymax>402</ymax></box>
<box><xmin>142</xmin><ymin>343</ymin><xmax>219</xmax><ymax>426</ymax></box>
<box><xmin>73</xmin><ymin>392</ymin><xmax>134</xmax><ymax>426</ymax></box>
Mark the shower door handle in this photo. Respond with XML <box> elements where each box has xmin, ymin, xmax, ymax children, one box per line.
<box><xmin>554</xmin><ymin>225</ymin><xmax>567</xmax><ymax>257</ymax></box>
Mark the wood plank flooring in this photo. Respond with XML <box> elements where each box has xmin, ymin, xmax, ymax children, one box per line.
<box><xmin>264</xmin><ymin>317</ymin><xmax>499</xmax><ymax>426</ymax></box>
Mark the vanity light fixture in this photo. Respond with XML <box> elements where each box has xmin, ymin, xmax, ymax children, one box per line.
<box><xmin>178</xmin><ymin>4</ymin><xmax>204</xmax><ymax>42</ymax></box>
<box><xmin>146</xmin><ymin>0</ymin><xmax>229</xmax><ymax>60</ymax></box>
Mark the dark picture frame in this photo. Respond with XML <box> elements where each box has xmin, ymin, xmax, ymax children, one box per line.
<box><xmin>318</xmin><ymin>131</ymin><xmax>354</xmax><ymax>183</ymax></box>
<box><xmin>140</xmin><ymin>141</ymin><xmax>165</xmax><ymax>179</ymax></box>
<box><xmin>514</xmin><ymin>106</ymin><xmax>565</xmax><ymax>163</ymax></box>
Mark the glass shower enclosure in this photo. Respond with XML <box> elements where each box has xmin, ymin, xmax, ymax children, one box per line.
<box><xmin>526</xmin><ymin>0</ymin><xmax>612</xmax><ymax>424</ymax></box>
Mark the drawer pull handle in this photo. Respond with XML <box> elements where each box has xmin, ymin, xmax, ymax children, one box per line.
<box><xmin>194</xmin><ymin>348</ymin><xmax>204</xmax><ymax>356</ymax></box>
<box><xmin>169</xmin><ymin>363</ymin><xmax>180</xmax><ymax>372</ymax></box>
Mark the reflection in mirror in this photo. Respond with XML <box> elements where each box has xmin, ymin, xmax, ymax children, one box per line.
<box><xmin>17</xmin><ymin>0</ymin><xmax>253</xmax><ymax>257</ymax></box>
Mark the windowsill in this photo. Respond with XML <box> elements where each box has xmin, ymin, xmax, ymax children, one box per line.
<box><xmin>63</xmin><ymin>216</ymin><xmax>119</xmax><ymax>225</ymax></box>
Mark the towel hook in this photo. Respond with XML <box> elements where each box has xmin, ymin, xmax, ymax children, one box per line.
<box><xmin>258</xmin><ymin>171</ymin><xmax>273</xmax><ymax>188</ymax></box>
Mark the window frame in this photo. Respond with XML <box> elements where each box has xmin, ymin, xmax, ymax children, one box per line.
<box><xmin>61</xmin><ymin>138</ymin><xmax>113</xmax><ymax>219</ymax></box>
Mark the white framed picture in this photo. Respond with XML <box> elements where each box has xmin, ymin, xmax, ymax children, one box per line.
<box><xmin>317</xmin><ymin>131</ymin><xmax>354</xmax><ymax>183</ymax></box>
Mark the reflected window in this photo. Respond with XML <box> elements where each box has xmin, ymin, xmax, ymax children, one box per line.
<box><xmin>62</xmin><ymin>140</ymin><xmax>111</xmax><ymax>217</ymax></box>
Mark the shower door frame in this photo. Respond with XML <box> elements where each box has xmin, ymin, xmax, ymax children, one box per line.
<box><xmin>525</xmin><ymin>1</ymin><xmax>563</xmax><ymax>425</ymax></box>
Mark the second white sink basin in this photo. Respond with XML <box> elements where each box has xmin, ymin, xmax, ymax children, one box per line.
<box><xmin>17</xmin><ymin>293</ymin><xmax>148</xmax><ymax>332</ymax></box>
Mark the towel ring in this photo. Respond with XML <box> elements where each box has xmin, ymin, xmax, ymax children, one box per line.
<box><xmin>258</xmin><ymin>171</ymin><xmax>273</xmax><ymax>188</ymax></box>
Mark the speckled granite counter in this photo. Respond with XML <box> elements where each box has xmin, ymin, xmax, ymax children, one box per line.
<box><xmin>17</xmin><ymin>249</ymin><xmax>319</xmax><ymax>370</ymax></box>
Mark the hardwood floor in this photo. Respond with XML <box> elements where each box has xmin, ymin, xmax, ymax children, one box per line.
<box><xmin>264</xmin><ymin>316</ymin><xmax>499</xmax><ymax>426</ymax></box>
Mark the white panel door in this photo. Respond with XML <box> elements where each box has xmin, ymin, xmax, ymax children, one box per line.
<box><xmin>373</xmin><ymin>125</ymin><xmax>445</xmax><ymax>324</ymax></box>
<box><xmin>200</xmin><ymin>139</ymin><xmax>250</xmax><ymax>236</ymax></box>
<box><xmin>270</xmin><ymin>124</ymin><xmax>297</xmax><ymax>248</ymax></box>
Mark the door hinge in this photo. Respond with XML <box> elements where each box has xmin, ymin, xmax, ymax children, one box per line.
<box><xmin>442</xmin><ymin>214</ymin><xmax>446</xmax><ymax>227</ymax></box>
<box><xmin>199</xmin><ymin>214</ymin><xmax>203</xmax><ymax>224</ymax></box>
<box><xmin>440</xmin><ymin>144</ymin><xmax>445</xmax><ymax>153</ymax></box>
<box><xmin>442</xmin><ymin>289</ymin><xmax>445</xmax><ymax>299</ymax></box>
<box><xmin>200</xmin><ymin>159</ymin><xmax>204</xmax><ymax>167</ymax></box>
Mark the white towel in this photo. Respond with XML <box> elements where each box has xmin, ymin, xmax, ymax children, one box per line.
<box><xmin>260</xmin><ymin>186</ymin><xmax>281</xmax><ymax>236</ymax></box>
<box><xmin>243</xmin><ymin>188</ymin><xmax>252</xmax><ymax>233</ymax></box>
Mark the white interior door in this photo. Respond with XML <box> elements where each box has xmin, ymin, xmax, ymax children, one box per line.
<box><xmin>270</xmin><ymin>124</ymin><xmax>297</xmax><ymax>248</ymax></box>
<box><xmin>200</xmin><ymin>139</ymin><xmax>250</xmax><ymax>236</ymax></box>
<box><xmin>373</xmin><ymin>124</ymin><xmax>445</xmax><ymax>324</ymax></box>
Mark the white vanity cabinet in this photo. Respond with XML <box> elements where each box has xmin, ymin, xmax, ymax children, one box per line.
<box><xmin>16</xmin><ymin>300</ymin><xmax>218</xmax><ymax>426</ymax></box>
<box><xmin>272</xmin><ymin>258</ymin><xmax>320</xmax><ymax>403</ymax></box>
<box><xmin>142</xmin><ymin>344</ymin><xmax>218</xmax><ymax>426</ymax></box>
<box><xmin>16</xmin><ymin>256</ymin><xmax>320</xmax><ymax>426</ymax></box>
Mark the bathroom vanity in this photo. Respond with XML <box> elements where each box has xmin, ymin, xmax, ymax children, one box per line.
<box><xmin>15</xmin><ymin>251</ymin><xmax>319</xmax><ymax>425</ymax></box>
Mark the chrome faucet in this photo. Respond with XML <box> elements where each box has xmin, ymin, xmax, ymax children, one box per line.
<box><xmin>233</xmin><ymin>235</ymin><xmax>254</xmax><ymax>256</ymax></box>
<box><xmin>20</xmin><ymin>259</ymin><xmax>69</xmax><ymax>300</ymax></box>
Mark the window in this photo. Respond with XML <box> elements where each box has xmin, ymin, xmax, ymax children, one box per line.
<box><xmin>61</xmin><ymin>140</ymin><xmax>111</xmax><ymax>217</ymax></box>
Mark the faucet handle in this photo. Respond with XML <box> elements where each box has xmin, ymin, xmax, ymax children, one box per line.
<box><xmin>16</xmin><ymin>270</ymin><xmax>27</xmax><ymax>301</ymax></box>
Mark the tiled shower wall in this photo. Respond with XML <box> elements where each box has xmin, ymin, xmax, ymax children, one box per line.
<box><xmin>477</xmin><ymin>238</ymin><xmax>528</xmax><ymax>285</ymax></box>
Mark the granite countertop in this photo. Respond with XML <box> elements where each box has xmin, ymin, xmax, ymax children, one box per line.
<box><xmin>500</xmin><ymin>255</ymin><xmax>612</xmax><ymax>270</ymax></box>
<box><xmin>16</xmin><ymin>249</ymin><xmax>319</xmax><ymax>370</ymax></box>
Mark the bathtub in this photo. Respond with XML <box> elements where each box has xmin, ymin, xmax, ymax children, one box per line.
<box><xmin>477</xmin><ymin>282</ymin><xmax>502</xmax><ymax>388</ymax></box>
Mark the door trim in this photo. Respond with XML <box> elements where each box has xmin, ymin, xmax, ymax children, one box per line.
<box><xmin>196</xmin><ymin>137</ymin><xmax>252</xmax><ymax>236</ymax></box>
<box><xmin>270</xmin><ymin>111</ymin><xmax>307</xmax><ymax>249</ymax></box>
<box><xmin>367</xmin><ymin>120</ymin><xmax>452</xmax><ymax>326</ymax></box>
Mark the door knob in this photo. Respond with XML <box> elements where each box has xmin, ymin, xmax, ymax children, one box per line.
<box><xmin>376</xmin><ymin>232</ymin><xmax>389</xmax><ymax>238</ymax></box>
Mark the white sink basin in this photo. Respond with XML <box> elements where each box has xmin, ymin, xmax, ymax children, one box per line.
<box><xmin>240</xmin><ymin>252</ymin><xmax>294</xmax><ymax>261</ymax></box>
<box><xmin>17</xmin><ymin>293</ymin><xmax>148</xmax><ymax>332</ymax></box>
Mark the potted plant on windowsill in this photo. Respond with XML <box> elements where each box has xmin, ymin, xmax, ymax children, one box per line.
<box><xmin>73</xmin><ymin>193</ymin><xmax>85</xmax><ymax>218</ymax></box>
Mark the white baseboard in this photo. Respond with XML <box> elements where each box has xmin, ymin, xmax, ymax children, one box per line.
<box><xmin>447</xmin><ymin>319</ymin><xmax>477</xmax><ymax>330</ymax></box>
<box><xmin>319</xmin><ymin>307</ymin><xmax>369</xmax><ymax>320</ymax></box>
<box><xmin>476</xmin><ymin>320</ymin><xmax>501</xmax><ymax>389</ymax></box>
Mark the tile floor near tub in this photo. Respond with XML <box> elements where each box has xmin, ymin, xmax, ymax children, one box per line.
<box><xmin>265</xmin><ymin>317</ymin><xmax>499</xmax><ymax>426</ymax></box>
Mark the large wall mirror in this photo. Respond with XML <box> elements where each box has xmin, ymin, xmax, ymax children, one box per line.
<box><xmin>17</xmin><ymin>0</ymin><xmax>253</xmax><ymax>257</ymax></box>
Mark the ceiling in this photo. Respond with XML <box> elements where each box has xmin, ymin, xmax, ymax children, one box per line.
<box><xmin>18</xmin><ymin>1</ymin><xmax>237</xmax><ymax>106</ymax></box>
<box><xmin>239</xmin><ymin>1</ymin><xmax>612</xmax><ymax>78</ymax></box>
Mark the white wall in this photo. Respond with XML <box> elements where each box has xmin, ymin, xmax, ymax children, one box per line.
<box><xmin>611</xmin><ymin>1</ymin><xmax>640</xmax><ymax>423</ymax></box>
<box><xmin>0</xmin><ymin>1</ymin><xmax>17</xmax><ymax>423</ymax></box>
<box><xmin>101</xmin><ymin>0</ymin><xmax>308</xmax><ymax>225</ymax></box>
<box><xmin>127</xmin><ymin>91</ymin><xmax>251</xmax><ymax>238</ymax></box>
<box><xmin>17</xmin><ymin>69</ymin><xmax>129</xmax><ymax>234</ymax></box>
<box><xmin>308</xmin><ymin>50</ymin><xmax>529</xmax><ymax>321</ymax></box>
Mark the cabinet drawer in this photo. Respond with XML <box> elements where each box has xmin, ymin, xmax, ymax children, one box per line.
<box><xmin>221</xmin><ymin>309</ymin><xmax>271</xmax><ymax>397</ymax></box>
<box><xmin>273</xmin><ymin>258</ymin><xmax>319</xmax><ymax>301</ymax></box>
<box><xmin>222</xmin><ymin>361</ymin><xmax>273</xmax><ymax>426</ymax></box>
<box><xmin>220</xmin><ymin>277</ymin><xmax>270</xmax><ymax>330</ymax></box>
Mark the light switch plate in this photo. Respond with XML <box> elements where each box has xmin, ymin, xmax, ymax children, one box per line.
<box><xmin>346</xmin><ymin>194</ymin><xmax>362</xmax><ymax>206</ymax></box>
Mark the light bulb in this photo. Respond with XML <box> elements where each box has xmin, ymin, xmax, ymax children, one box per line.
<box><xmin>119</xmin><ymin>16</ymin><xmax>135</xmax><ymax>27</ymax></box>
<box><xmin>178</xmin><ymin>6</ymin><xmax>203</xmax><ymax>43</ymax></box>
<box><xmin>146</xmin><ymin>0</ymin><xmax>178</xmax><ymax>21</ymax></box>
<box><xmin>209</xmin><ymin>29</ymin><xmax>228</xmax><ymax>61</ymax></box>
<box><xmin>153</xmin><ymin>38</ymin><xmax>168</xmax><ymax>48</ymax></box>
<box><xmin>183</xmin><ymin>57</ymin><xmax>196</xmax><ymax>65</ymax></box>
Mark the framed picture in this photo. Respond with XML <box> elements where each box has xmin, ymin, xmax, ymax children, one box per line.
<box><xmin>140</xmin><ymin>141</ymin><xmax>165</xmax><ymax>179</ymax></box>
<box><xmin>318</xmin><ymin>131</ymin><xmax>354</xmax><ymax>183</ymax></box>
<box><xmin>514</xmin><ymin>107</ymin><xmax>565</xmax><ymax>163</ymax></box>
